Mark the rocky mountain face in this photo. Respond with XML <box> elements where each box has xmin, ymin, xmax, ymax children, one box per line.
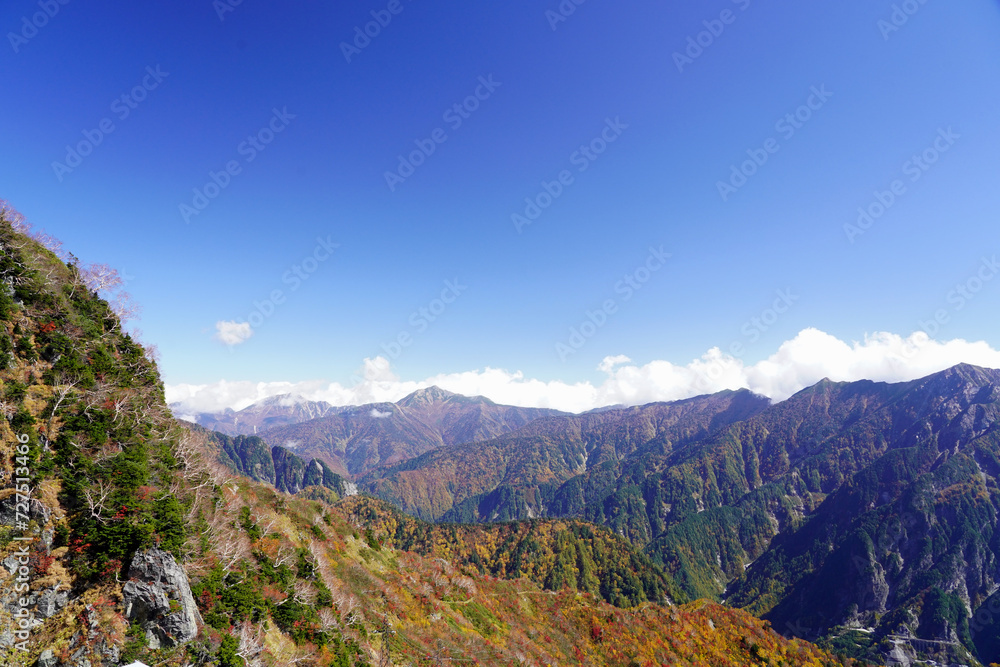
<box><xmin>724</xmin><ymin>364</ymin><xmax>1000</xmax><ymax>665</ymax></box>
<box><xmin>0</xmin><ymin>207</ymin><xmax>864</xmax><ymax>666</ymax></box>
<box><xmin>174</xmin><ymin>394</ymin><xmax>336</xmax><ymax>436</ymax></box>
<box><xmin>360</xmin><ymin>388</ymin><xmax>771</xmax><ymax>523</ymax></box>
<box><xmin>248</xmin><ymin>386</ymin><xmax>568</xmax><ymax>477</ymax></box>
<box><xmin>361</xmin><ymin>364</ymin><xmax>1000</xmax><ymax>665</ymax></box>
<box><xmin>208</xmin><ymin>428</ymin><xmax>353</xmax><ymax>496</ymax></box>
<box><xmin>122</xmin><ymin>548</ymin><xmax>201</xmax><ymax>650</ymax></box>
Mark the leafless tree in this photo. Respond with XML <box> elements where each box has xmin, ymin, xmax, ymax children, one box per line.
<box><xmin>318</xmin><ymin>608</ymin><xmax>339</xmax><ymax>633</ymax></box>
<box><xmin>250</xmin><ymin>508</ymin><xmax>277</xmax><ymax>535</ymax></box>
<box><xmin>454</xmin><ymin>576</ymin><xmax>477</xmax><ymax>597</ymax></box>
<box><xmin>83</xmin><ymin>479</ymin><xmax>115</xmax><ymax>524</ymax></box>
<box><xmin>93</xmin><ymin>441</ymin><xmax>123</xmax><ymax>465</ymax></box>
<box><xmin>288</xmin><ymin>649</ymin><xmax>316</xmax><ymax>666</ymax></box>
<box><xmin>291</xmin><ymin>580</ymin><xmax>317</xmax><ymax>606</ymax></box>
<box><xmin>331</xmin><ymin>587</ymin><xmax>358</xmax><ymax>620</ymax></box>
<box><xmin>217</xmin><ymin>535</ymin><xmax>251</xmax><ymax>576</ymax></box>
<box><xmin>273</xmin><ymin>544</ymin><xmax>294</xmax><ymax>569</ymax></box>
<box><xmin>235</xmin><ymin>621</ymin><xmax>266</xmax><ymax>667</ymax></box>
<box><xmin>80</xmin><ymin>263</ymin><xmax>123</xmax><ymax>293</ymax></box>
<box><xmin>45</xmin><ymin>380</ymin><xmax>79</xmax><ymax>444</ymax></box>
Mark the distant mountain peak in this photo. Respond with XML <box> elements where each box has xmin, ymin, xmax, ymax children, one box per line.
<box><xmin>916</xmin><ymin>362</ymin><xmax>1000</xmax><ymax>398</ymax></box>
<box><xmin>397</xmin><ymin>385</ymin><xmax>463</xmax><ymax>406</ymax></box>
<box><xmin>256</xmin><ymin>393</ymin><xmax>333</xmax><ymax>409</ymax></box>
<box><xmin>933</xmin><ymin>361</ymin><xmax>998</xmax><ymax>381</ymax></box>
<box><xmin>258</xmin><ymin>393</ymin><xmax>302</xmax><ymax>406</ymax></box>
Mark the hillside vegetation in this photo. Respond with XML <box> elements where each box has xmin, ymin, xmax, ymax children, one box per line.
<box><xmin>0</xmin><ymin>205</ymin><xmax>866</xmax><ymax>665</ymax></box>
<box><xmin>337</xmin><ymin>495</ymin><xmax>686</xmax><ymax>609</ymax></box>
<box><xmin>359</xmin><ymin>338</ymin><xmax>1000</xmax><ymax>664</ymax></box>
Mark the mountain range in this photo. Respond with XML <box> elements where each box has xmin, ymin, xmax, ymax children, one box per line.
<box><xmin>0</xmin><ymin>215</ymin><xmax>870</xmax><ymax>667</ymax></box>
<box><xmin>189</xmin><ymin>362</ymin><xmax>1000</xmax><ymax>666</ymax></box>
<box><xmin>180</xmin><ymin>386</ymin><xmax>567</xmax><ymax>477</ymax></box>
<box><xmin>11</xmin><ymin>210</ymin><xmax>1000</xmax><ymax>665</ymax></box>
<box><xmin>359</xmin><ymin>364</ymin><xmax>1000</xmax><ymax>665</ymax></box>
<box><xmin>175</xmin><ymin>393</ymin><xmax>338</xmax><ymax>436</ymax></box>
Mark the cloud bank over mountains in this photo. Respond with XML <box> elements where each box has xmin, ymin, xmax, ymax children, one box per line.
<box><xmin>167</xmin><ymin>328</ymin><xmax>1000</xmax><ymax>417</ymax></box>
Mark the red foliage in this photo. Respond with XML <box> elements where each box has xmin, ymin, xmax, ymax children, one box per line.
<box><xmin>100</xmin><ymin>559</ymin><xmax>122</xmax><ymax>578</ymax></box>
<box><xmin>32</xmin><ymin>551</ymin><xmax>55</xmax><ymax>576</ymax></box>
<box><xmin>199</xmin><ymin>588</ymin><xmax>216</xmax><ymax>611</ymax></box>
<box><xmin>69</xmin><ymin>538</ymin><xmax>92</xmax><ymax>554</ymax></box>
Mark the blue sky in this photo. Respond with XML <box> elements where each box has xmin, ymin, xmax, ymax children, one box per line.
<box><xmin>3</xmin><ymin>0</ymin><xmax>1000</xmax><ymax>412</ymax></box>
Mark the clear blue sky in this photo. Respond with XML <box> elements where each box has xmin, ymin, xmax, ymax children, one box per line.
<box><xmin>3</xmin><ymin>0</ymin><xmax>1000</xmax><ymax>395</ymax></box>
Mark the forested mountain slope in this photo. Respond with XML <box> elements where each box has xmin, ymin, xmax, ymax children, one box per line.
<box><xmin>361</xmin><ymin>389</ymin><xmax>770</xmax><ymax>523</ymax></box>
<box><xmin>363</xmin><ymin>357</ymin><xmax>1000</xmax><ymax>665</ymax></box>
<box><xmin>0</xmin><ymin>206</ymin><xmax>864</xmax><ymax>666</ymax></box>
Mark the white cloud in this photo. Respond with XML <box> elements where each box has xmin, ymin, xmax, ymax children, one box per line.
<box><xmin>370</xmin><ymin>408</ymin><xmax>392</xmax><ymax>418</ymax></box>
<box><xmin>214</xmin><ymin>320</ymin><xmax>253</xmax><ymax>346</ymax></box>
<box><xmin>166</xmin><ymin>329</ymin><xmax>1000</xmax><ymax>416</ymax></box>
<box><xmin>598</xmin><ymin>354</ymin><xmax>632</xmax><ymax>374</ymax></box>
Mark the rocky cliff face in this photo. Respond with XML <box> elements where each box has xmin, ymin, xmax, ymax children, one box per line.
<box><xmin>122</xmin><ymin>549</ymin><xmax>201</xmax><ymax>650</ymax></box>
<box><xmin>210</xmin><ymin>429</ymin><xmax>350</xmax><ymax>496</ymax></box>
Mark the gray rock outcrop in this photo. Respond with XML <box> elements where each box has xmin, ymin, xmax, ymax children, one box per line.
<box><xmin>121</xmin><ymin>548</ymin><xmax>200</xmax><ymax>649</ymax></box>
<box><xmin>35</xmin><ymin>586</ymin><xmax>70</xmax><ymax>618</ymax></box>
<box><xmin>0</xmin><ymin>494</ymin><xmax>50</xmax><ymax>526</ymax></box>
